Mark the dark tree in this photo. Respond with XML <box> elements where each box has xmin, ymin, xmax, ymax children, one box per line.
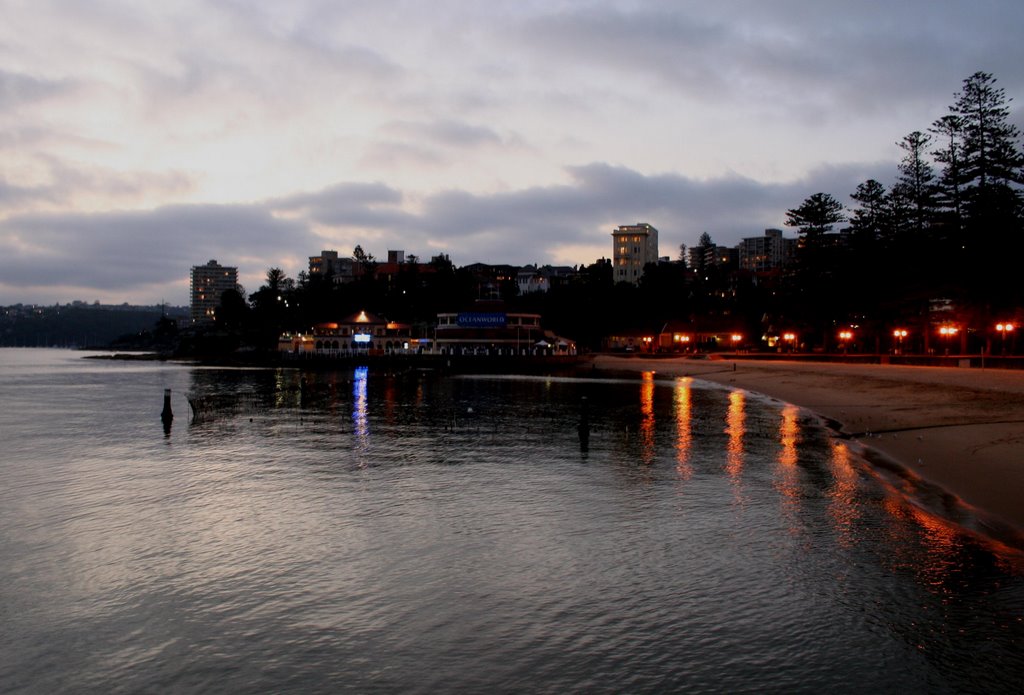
<box><xmin>353</xmin><ymin>245</ymin><xmax>377</xmax><ymax>279</ymax></box>
<box><xmin>215</xmin><ymin>288</ymin><xmax>249</xmax><ymax>330</ymax></box>
<box><xmin>930</xmin><ymin>114</ymin><xmax>965</xmax><ymax>233</ymax></box>
<box><xmin>784</xmin><ymin>193</ymin><xmax>846</xmax><ymax>340</ymax></box>
<box><xmin>786</xmin><ymin>192</ymin><xmax>845</xmax><ymax>243</ymax></box>
<box><xmin>895</xmin><ymin>131</ymin><xmax>937</xmax><ymax>235</ymax></box>
<box><xmin>848</xmin><ymin>179</ymin><xmax>888</xmax><ymax>244</ymax></box>
<box><xmin>248</xmin><ymin>268</ymin><xmax>297</xmax><ymax>347</ymax></box>
<box><xmin>944</xmin><ymin>72</ymin><xmax>1024</xmax><ymax>308</ymax></box>
<box><xmin>951</xmin><ymin>72</ymin><xmax>1024</xmax><ymax>195</ymax></box>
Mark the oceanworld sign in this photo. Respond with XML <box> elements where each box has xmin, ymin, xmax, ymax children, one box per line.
<box><xmin>457</xmin><ymin>312</ymin><xmax>507</xmax><ymax>328</ymax></box>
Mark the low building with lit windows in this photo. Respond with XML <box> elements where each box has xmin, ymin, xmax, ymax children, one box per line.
<box><xmin>278</xmin><ymin>310</ymin><xmax>414</xmax><ymax>356</ymax></box>
<box><xmin>434</xmin><ymin>307</ymin><xmax>575</xmax><ymax>356</ymax></box>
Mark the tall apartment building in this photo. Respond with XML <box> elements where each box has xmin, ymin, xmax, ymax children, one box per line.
<box><xmin>738</xmin><ymin>229</ymin><xmax>795</xmax><ymax>272</ymax></box>
<box><xmin>190</xmin><ymin>259</ymin><xmax>238</xmax><ymax>323</ymax></box>
<box><xmin>612</xmin><ymin>223</ymin><xmax>659</xmax><ymax>285</ymax></box>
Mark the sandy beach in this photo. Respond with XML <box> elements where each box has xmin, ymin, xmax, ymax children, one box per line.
<box><xmin>592</xmin><ymin>355</ymin><xmax>1024</xmax><ymax>540</ymax></box>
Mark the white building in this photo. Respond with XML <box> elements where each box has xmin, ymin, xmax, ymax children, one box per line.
<box><xmin>612</xmin><ymin>223</ymin><xmax>659</xmax><ymax>285</ymax></box>
<box><xmin>190</xmin><ymin>259</ymin><xmax>238</xmax><ymax>323</ymax></box>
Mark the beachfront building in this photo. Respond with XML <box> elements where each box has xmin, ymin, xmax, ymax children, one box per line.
<box><xmin>612</xmin><ymin>223</ymin><xmax>659</xmax><ymax>285</ymax></box>
<box><xmin>434</xmin><ymin>307</ymin><xmax>575</xmax><ymax>356</ymax></box>
<box><xmin>278</xmin><ymin>309</ymin><xmax>414</xmax><ymax>355</ymax></box>
<box><xmin>604</xmin><ymin>318</ymin><xmax>749</xmax><ymax>353</ymax></box>
<box><xmin>190</xmin><ymin>259</ymin><xmax>238</xmax><ymax>324</ymax></box>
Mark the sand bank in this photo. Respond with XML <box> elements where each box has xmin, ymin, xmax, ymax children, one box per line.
<box><xmin>592</xmin><ymin>355</ymin><xmax>1024</xmax><ymax>536</ymax></box>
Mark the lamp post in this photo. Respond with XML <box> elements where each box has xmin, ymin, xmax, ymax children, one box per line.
<box><xmin>838</xmin><ymin>329</ymin><xmax>854</xmax><ymax>354</ymax></box>
<box><xmin>782</xmin><ymin>332</ymin><xmax>797</xmax><ymax>353</ymax></box>
<box><xmin>730</xmin><ymin>333</ymin><xmax>743</xmax><ymax>352</ymax></box>
<box><xmin>892</xmin><ymin>328</ymin><xmax>908</xmax><ymax>355</ymax></box>
<box><xmin>939</xmin><ymin>325</ymin><xmax>958</xmax><ymax>356</ymax></box>
<box><xmin>996</xmin><ymin>322</ymin><xmax>1015</xmax><ymax>355</ymax></box>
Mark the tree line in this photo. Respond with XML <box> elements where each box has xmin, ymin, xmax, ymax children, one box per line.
<box><xmin>779</xmin><ymin>71</ymin><xmax>1022</xmax><ymax>350</ymax></box>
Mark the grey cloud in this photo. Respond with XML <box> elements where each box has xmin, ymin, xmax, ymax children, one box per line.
<box><xmin>0</xmin><ymin>179</ymin><xmax>59</xmax><ymax>207</ymax></box>
<box><xmin>360</xmin><ymin>120</ymin><xmax>512</xmax><ymax>172</ymax></box>
<box><xmin>0</xmin><ymin>161</ymin><xmax>195</xmax><ymax>216</ymax></box>
<box><xmin>359</xmin><ymin>141</ymin><xmax>446</xmax><ymax>170</ymax></box>
<box><xmin>513</xmin><ymin>2</ymin><xmax>1024</xmax><ymax>116</ymax></box>
<box><xmin>384</xmin><ymin>120</ymin><xmax>505</xmax><ymax>148</ymax></box>
<box><xmin>330</xmin><ymin>45</ymin><xmax>404</xmax><ymax>81</ymax></box>
<box><xmin>0</xmin><ymin>204</ymin><xmax>312</xmax><ymax>291</ymax></box>
<box><xmin>272</xmin><ymin>182</ymin><xmax>413</xmax><ymax>229</ymax></box>
<box><xmin>0</xmin><ymin>70</ymin><xmax>71</xmax><ymax>108</ymax></box>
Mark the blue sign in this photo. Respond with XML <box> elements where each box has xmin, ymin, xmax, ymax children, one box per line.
<box><xmin>457</xmin><ymin>312</ymin><xmax>507</xmax><ymax>328</ymax></box>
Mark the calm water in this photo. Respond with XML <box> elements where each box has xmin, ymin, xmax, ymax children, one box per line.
<box><xmin>0</xmin><ymin>349</ymin><xmax>1022</xmax><ymax>693</ymax></box>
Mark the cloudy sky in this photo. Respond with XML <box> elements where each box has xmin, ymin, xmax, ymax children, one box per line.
<box><xmin>2</xmin><ymin>0</ymin><xmax>1023</xmax><ymax>305</ymax></box>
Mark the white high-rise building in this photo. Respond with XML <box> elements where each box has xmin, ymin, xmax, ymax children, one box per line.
<box><xmin>611</xmin><ymin>223</ymin><xmax>659</xmax><ymax>285</ymax></box>
<box><xmin>190</xmin><ymin>259</ymin><xmax>238</xmax><ymax>323</ymax></box>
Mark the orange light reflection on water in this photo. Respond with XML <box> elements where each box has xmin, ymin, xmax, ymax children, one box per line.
<box><xmin>774</xmin><ymin>405</ymin><xmax>802</xmax><ymax>522</ymax></box>
<box><xmin>726</xmin><ymin>390</ymin><xmax>745</xmax><ymax>482</ymax></box>
<box><xmin>779</xmin><ymin>404</ymin><xmax>799</xmax><ymax>469</ymax></box>
<box><xmin>827</xmin><ymin>440</ymin><xmax>861</xmax><ymax>548</ymax></box>
<box><xmin>674</xmin><ymin>377</ymin><xmax>693</xmax><ymax>479</ymax></box>
<box><xmin>880</xmin><ymin>495</ymin><xmax>964</xmax><ymax>589</ymax></box>
<box><xmin>639</xmin><ymin>371</ymin><xmax>656</xmax><ymax>465</ymax></box>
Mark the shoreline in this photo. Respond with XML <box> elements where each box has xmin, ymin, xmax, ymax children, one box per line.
<box><xmin>591</xmin><ymin>354</ymin><xmax>1024</xmax><ymax>547</ymax></box>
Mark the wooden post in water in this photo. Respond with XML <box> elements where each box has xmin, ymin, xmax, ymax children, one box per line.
<box><xmin>161</xmin><ymin>389</ymin><xmax>174</xmax><ymax>424</ymax></box>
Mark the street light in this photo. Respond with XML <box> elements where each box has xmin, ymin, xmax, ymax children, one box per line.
<box><xmin>939</xmin><ymin>325</ymin><xmax>959</xmax><ymax>355</ymax></box>
<box><xmin>996</xmin><ymin>322</ymin><xmax>1015</xmax><ymax>354</ymax></box>
<box><xmin>782</xmin><ymin>332</ymin><xmax>797</xmax><ymax>352</ymax></box>
<box><xmin>838</xmin><ymin>329</ymin><xmax>854</xmax><ymax>353</ymax></box>
<box><xmin>892</xmin><ymin>328</ymin><xmax>908</xmax><ymax>354</ymax></box>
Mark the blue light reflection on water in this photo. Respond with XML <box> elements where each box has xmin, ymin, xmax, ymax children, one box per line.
<box><xmin>0</xmin><ymin>350</ymin><xmax>1022</xmax><ymax>694</ymax></box>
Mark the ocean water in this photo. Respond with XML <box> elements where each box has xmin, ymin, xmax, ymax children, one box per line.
<box><xmin>0</xmin><ymin>348</ymin><xmax>1021</xmax><ymax>693</ymax></box>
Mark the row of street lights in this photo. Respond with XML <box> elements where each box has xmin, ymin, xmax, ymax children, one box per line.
<box><xmin>662</xmin><ymin>322</ymin><xmax>1016</xmax><ymax>354</ymax></box>
<box><xmin>832</xmin><ymin>322</ymin><xmax>1015</xmax><ymax>355</ymax></box>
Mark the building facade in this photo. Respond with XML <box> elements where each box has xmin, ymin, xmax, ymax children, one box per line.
<box><xmin>434</xmin><ymin>309</ymin><xmax>574</xmax><ymax>356</ymax></box>
<box><xmin>308</xmin><ymin>250</ymin><xmax>356</xmax><ymax>283</ymax></box>
<box><xmin>190</xmin><ymin>259</ymin><xmax>238</xmax><ymax>323</ymax></box>
<box><xmin>738</xmin><ymin>229</ymin><xmax>795</xmax><ymax>272</ymax></box>
<box><xmin>612</xmin><ymin>223</ymin><xmax>659</xmax><ymax>285</ymax></box>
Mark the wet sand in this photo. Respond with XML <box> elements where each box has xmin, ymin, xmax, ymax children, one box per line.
<box><xmin>592</xmin><ymin>355</ymin><xmax>1024</xmax><ymax>535</ymax></box>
